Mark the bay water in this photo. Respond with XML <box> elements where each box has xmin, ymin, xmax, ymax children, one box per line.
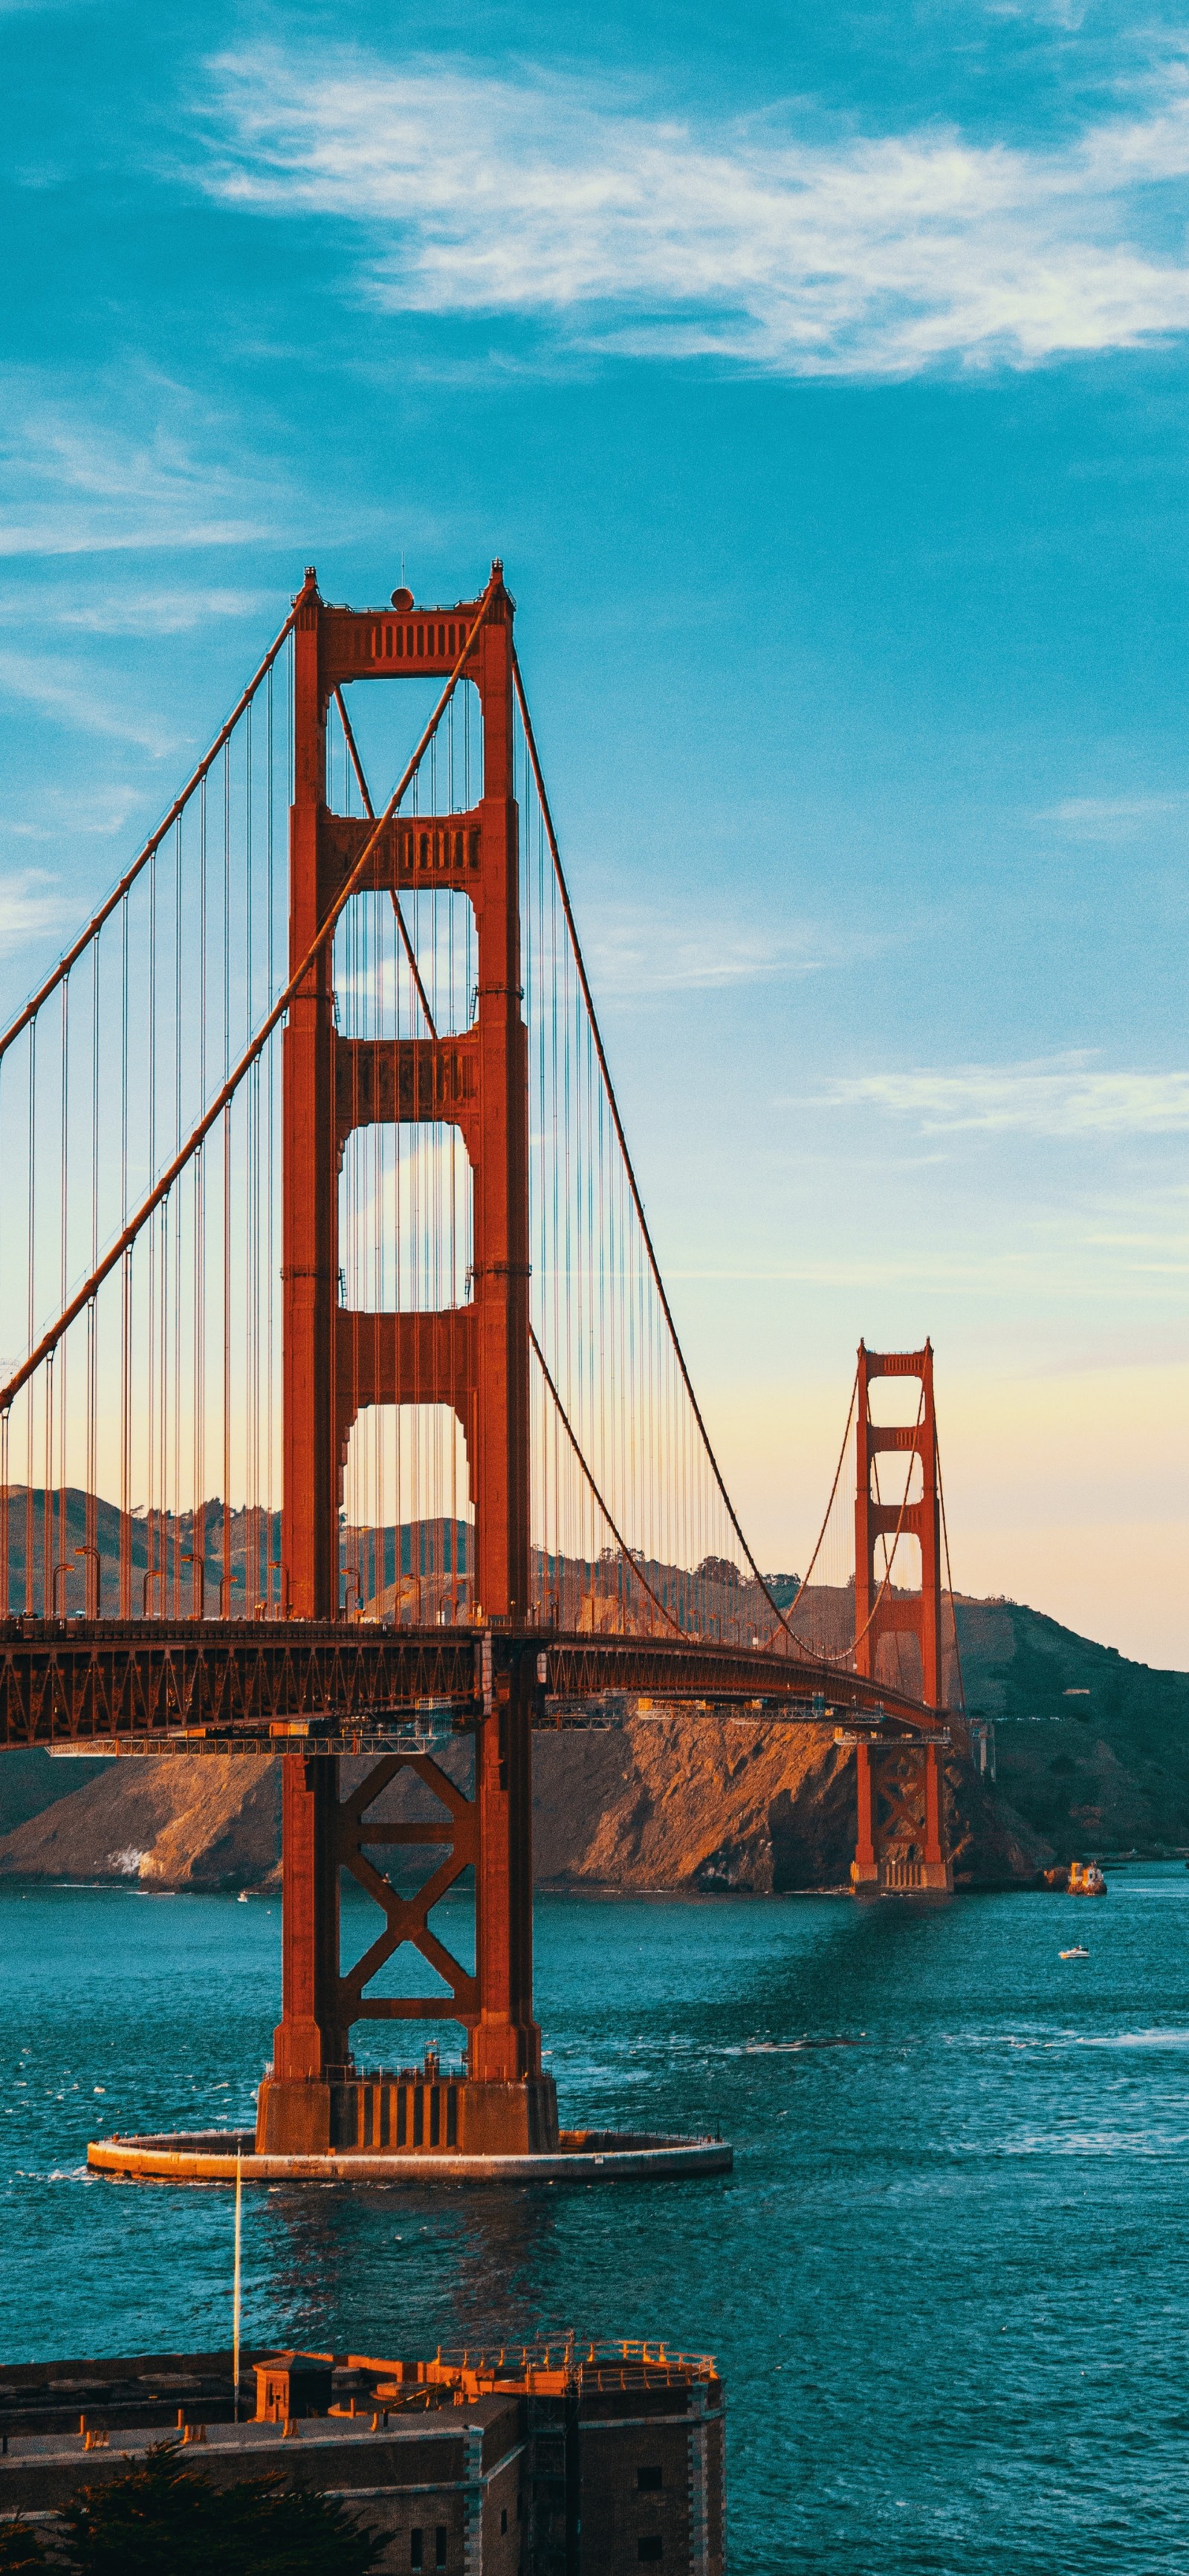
<box><xmin>3</xmin><ymin>1869</ymin><xmax>1188</xmax><ymax>2572</ymax></box>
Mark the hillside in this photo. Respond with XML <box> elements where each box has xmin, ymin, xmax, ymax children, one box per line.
<box><xmin>957</xmin><ymin>1596</ymin><xmax>1189</xmax><ymax>1857</ymax></box>
<box><xmin>0</xmin><ymin>1753</ymin><xmax>282</xmax><ymax>1886</ymax></box>
<box><xmin>0</xmin><ymin>1719</ymin><xmax>1036</xmax><ymax>1894</ymax></box>
<box><xmin>0</xmin><ymin>1596</ymin><xmax>1183</xmax><ymax>1891</ymax></box>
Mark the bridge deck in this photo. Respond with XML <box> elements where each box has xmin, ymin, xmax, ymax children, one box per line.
<box><xmin>0</xmin><ymin>1620</ymin><xmax>948</xmax><ymax>1749</ymax></box>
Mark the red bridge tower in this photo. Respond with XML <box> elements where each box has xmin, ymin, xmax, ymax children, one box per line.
<box><xmin>256</xmin><ymin>564</ymin><xmax>556</xmax><ymax>2154</ymax></box>
<box><xmin>849</xmin><ymin>1342</ymin><xmax>953</xmax><ymax>1895</ymax></box>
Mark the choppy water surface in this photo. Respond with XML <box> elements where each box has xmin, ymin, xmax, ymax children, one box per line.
<box><xmin>4</xmin><ymin>1869</ymin><xmax>1189</xmax><ymax>2572</ymax></box>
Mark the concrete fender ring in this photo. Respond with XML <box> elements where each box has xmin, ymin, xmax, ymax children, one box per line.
<box><xmin>87</xmin><ymin>2128</ymin><xmax>732</xmax><ymax>2185</ymax></box>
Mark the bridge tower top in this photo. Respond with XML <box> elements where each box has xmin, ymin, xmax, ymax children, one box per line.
<box><xmin>282</xmin><ymin>558</ymin><xmax>527</xmax><ymax>1627</ymax></box>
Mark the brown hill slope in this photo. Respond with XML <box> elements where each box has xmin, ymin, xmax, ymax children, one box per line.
<box><xmin>530</xmin><ymin>1712</ymin><xmax>1042</xmax><ymax>1889</ymax></box>
<box><xmin>0</xmin><ymin>1759</ymin><xmax>280</xmax><ymax>1889</ymax></box>
<box><xmin>0</xmin><ymin>1718</ymin><xmax>1038</xmax><ymax>1892</ymax></box>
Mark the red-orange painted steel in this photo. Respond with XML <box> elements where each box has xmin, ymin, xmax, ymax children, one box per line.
<box><xmin>851</xmin><ymin>1341</ymin><xmax>953</xmax><ymax>1893</ymax></box>
<box><xmin>0</xmin><ymin>1621</ymin><xmax>940</xmax><ymax>1747</ymax></box>
<box><xmin>854</xmin><ymin>1739</ymin><xmax>877</xmax><ymax>1877</ymax></box>
<box><xmin>854</xmin><ymin>1339</ymin><xmax>942</xmax><ymax>1706</ymax></box>
<box><xmin>273</xmin><ymin>1751</ymin><xmax>341</xmax><ymax>2079</ymax></box>
<box><xmin>272</xmin><ymin>565</ymin><xmax>541</xmax><ymax>2124</ymax></box>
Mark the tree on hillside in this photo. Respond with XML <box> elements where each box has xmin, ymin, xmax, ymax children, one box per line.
<box><xmin>54</xmin><ymin>2445</ymin><xmax>389</xmax><ymax>2576</ymax></box>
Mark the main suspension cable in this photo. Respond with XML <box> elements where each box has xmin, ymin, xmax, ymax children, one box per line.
<box><xmin>512</xmin><ymin>648</ymin><xmax>795</xmax><ymax>1648</ymax></box>
<box><xmin>529</xmin><ymin>1326</ymin><xmax>683</xmax><ymax>1635</ymax></box>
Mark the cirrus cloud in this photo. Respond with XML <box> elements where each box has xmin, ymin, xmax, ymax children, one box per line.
<box><xmin>0</xmin><ymin>370</ymin><xmax>282</xmax><ymax>559</ymax></box>
<box><xmin>0</xmin><ymin>869</ymin><xmax>69</xmax><ymax>956</ymax></box>
<box><xmin>201</xmin><ymin>46</ymin><xmax>1189</xmax><ymax>377</ymax></box>
<box><xmin>1036</xmin><ymin>793</ymin><xmax>1186</xmax><ymax>841</ymax></box>
<box><xmin>814</xmin><ymin>1053</ymin><xmax>1189</xmax><ymax>1135</ymax></box>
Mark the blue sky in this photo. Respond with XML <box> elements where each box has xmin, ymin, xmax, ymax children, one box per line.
<box><xmin>2</xmin><ymin>0</ymin><xmax>1186</xmax><ymax>1660</ymax></box>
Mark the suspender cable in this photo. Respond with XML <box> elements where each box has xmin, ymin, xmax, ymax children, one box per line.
<box><xmin>937</xmin><ymin>1421</ymin><xmax>966</xmax><ymax>1720</ymax></box>
<box><xmin>196</xmin><ymin>773</ymin><xmax>209</xmax><ymax>1615</ymax></box>
<box><xmin>529</xmin><ymin>1328</ymin><xmax>681</xmax><ymax>1636</ymax></box>
<box><xmin>26</xmin><ymin>1023</ymin><xmax>36</xmax><ymax>1613</ymax></box>
<box><xmin>512</xmin><ymin>649</ymin><xmax>796</xmax><ymax>1651</ymax></box>
<box><xmin>0</xmin><ymin>609</ymin><xmax>299</xmax><ymax>1069</ymax></box>
<box><xmin>173</xmin><ymin>814</ymin><xmax>183</xmax><ymax>1613</ymax></box>
<box><xmin>0</xmin><ymin>596</ymin><xmax>495</xmax><ymax>1427</ymax></box>
<box><xmin>57</xmin><ymin>973</ymin><xmax>68</xmax><ymax>1613</ymax></box>
<box><xmin>118</xmin><ymin>890</ymin><xmax>130</xmax><ymax>1618</ymax></box>
<box><xmin>266</xmin><ymin>656</ymin><xmax>276</xmax><ymax>1612</ymax></box>
<box><xmin>222</xmin><ymin>742</ymin><xmax>232</xmax><ymax>1616</ymax></box>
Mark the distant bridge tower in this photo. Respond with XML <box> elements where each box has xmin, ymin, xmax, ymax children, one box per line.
<box><xmin>850</xmin><ymin>1342</ymin><xmax>952</xmax><ymax>1895</ymax></box>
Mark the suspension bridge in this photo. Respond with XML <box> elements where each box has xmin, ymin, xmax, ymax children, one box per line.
<box><xmin>0</xmin><ymin>562</ymin><xmax>968</xmax><ymax>2167</ymax></box>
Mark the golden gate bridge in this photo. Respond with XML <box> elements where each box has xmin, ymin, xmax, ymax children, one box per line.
<box><xmin>0</xmin><ymin>561</ymin><xmax>968</xmax><ymax>2170</ymax></box>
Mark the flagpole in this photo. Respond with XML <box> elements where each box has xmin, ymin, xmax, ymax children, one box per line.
<box><xmin>232</xmin><ymin>2151</ymin><xmax>243</xmax><ymax>2422</ymax></box>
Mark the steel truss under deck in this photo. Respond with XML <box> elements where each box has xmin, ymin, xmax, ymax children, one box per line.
<box><xmin>0</xmin><ymin>1619</ymin><xmax>947</xmax><ymax>1750</ymax></box>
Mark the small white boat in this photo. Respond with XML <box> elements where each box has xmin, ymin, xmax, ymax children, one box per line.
<box><xmin>1059</xmin><ymin>1945</ymin><xmax>1089</xmax><ymax>1960</ymax></box>
<box><xmin>237</xmin><ymin>1890</ymin><xmax>249</xmax><ymax>1903</ymax></box>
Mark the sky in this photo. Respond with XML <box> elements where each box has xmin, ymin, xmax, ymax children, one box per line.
<box><xmin>1</xmin><ymin>0</ymin><xmax>1186</xmax><ymax>1664</ymax></box>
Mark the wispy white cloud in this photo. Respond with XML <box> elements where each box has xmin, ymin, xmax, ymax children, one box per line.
<box><xmin>0</xmin><ymin>372</ymin><xmax>280</xmax><ymax>558</ymax></box>
<box><xmin>581</xmin><ymin>902</ymin><xmax>831</xmax><ymax>993</ymax></box>
<box><xmin>0</xmin><ymin>585</ymin><xmax>280</xmax><ymax>636</ymax></box>
<box><xmin>202</xmin><ymin>46</ymin><xmax>1189</xmax><ymax>377</ymax></box>
<box><xmin>816</xmin><ymin>1052</ymin><xmax>1189</xmax><ymax>1135</ymax></box>
<box><xmin>0</xmin><ymin>869</ymin><xmax>68</xmax><ymax>956</ymax></box>
<box><xmin>0</xmin><ymin>782</ymin><xmax>143</xmax><ymax>846</ymax></box>
<box><xmin>0</xmin><ymin>650</ymin><xmax>181</xmax><ymax>751</ymax></box>
<box><xmin>1037</xmin><ymin>793</ymin><xmax>1185</xmax><ymax>840</ymax></box>
<box><xmin>986</xmin><ymin>2</ymin><xmax>1089</xmax><ymax>25</ymax></box>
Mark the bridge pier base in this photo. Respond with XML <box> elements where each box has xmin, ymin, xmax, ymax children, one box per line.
<box><xmin>849</xmin><ymin>1738</ymin><xmax>953</xmax><ymax>1897</ymax></box>
<box><xmin>255</xmin><ymin>2069</ymin><xmax>559</xmax><ymax>2158</ymax></box>
<box><xmin>851</xmin><ymin>1740</ymin><xmax>880</xmax><ymax>1891</ymax></box>
<box><xmin>254</xmin><ymin>1730</ymin><xmax>557</xmax><ymax>2157</ymax></box>
<box><xmin>256</xmin><ymin>2075</ymin><xmax>332</xmax><ymax>2156</ymax></box>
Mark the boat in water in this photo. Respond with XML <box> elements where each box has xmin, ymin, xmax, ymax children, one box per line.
<box><xmin>1060</xmin><ymin>1946</ymin><xmax>1090</xmax><ymax>1960</ymax></box>
<box><xmin>1040</xmin><ymin>1860</ymin><xmax>1107</xmax><ymax>1895</ymax></box>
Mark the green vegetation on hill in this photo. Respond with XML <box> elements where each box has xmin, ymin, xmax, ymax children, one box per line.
<box><xmin>762</xmin><ymin>1573</ymin><xmax>802</xmax><ymax>1610</ymax></box>
<box><xmin>956</xmin><ymin>1598</ymin><xmax>1189</xmax><ymax>1858</ymax></box>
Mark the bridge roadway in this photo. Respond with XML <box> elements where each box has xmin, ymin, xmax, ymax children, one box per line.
<box><xmin>0</xmin><ymin>1618</ymin><xmax>953</xmax><ymax>1752</ymax></box>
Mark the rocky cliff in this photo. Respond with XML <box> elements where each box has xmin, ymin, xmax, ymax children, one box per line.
<box><xmin>0</xmin><ymin>1718</ymin><xmax>1040</xmax><ymax>1894</ymax></box>
<box><xmin>0</xmin><ymin>1754</ymin><xmax>282</xmax><ymax>1889</ymax></box>
<box><xmin>0</xmin><ymin>1596</ymin><xmax>1183</xmax><ymax>1892</ymax></box>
